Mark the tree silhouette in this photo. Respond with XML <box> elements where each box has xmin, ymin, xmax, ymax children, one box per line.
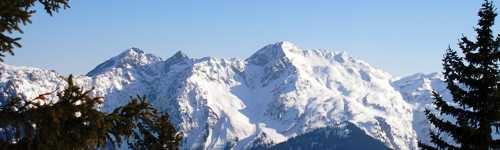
<box><xmin>0</xmin><ymin>0</ymin><xmax>69</xmax><ymax>61</ymax></box>
<box><xmin>421</xmin><ymin>0</ymin><xmax>500</xmax><ymax>149</ymax></box>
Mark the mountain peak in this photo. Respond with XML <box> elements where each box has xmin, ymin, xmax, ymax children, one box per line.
<box><xmin>119</xmin><ymin>47</ymin><xmax>145</xmax><ymax>57</ymax></box>
<box><xmin>86</xmin><ymin>48</ymin><xmax>161</xmax><ymax>76</ymax></box>
<box><xmin>274</xmin><ymin>41</ymin><xmax>299</xmax><ymax>50</ymax></box>
<box><xmin>398</xmin><ymin>72</ymin><xmax>442</xmax><ymax>81</ymax></box>
<box><xmin>163</xmin><ymin>50</ymin><xmax>190</xmax><ymax>65</ymax></box>
<box><xmin>247</xmin><ymin>41</ymin><xmax>301</xmax><ymax>65</ymax></box>
<box><xmin>265</xmin><ymin>41</ymin><xmax>300</xmax><ymax>53</ymax></box>
<box><xmin>172</xmin><ymin>51</ymin><xmax>188</xmax><ymax>60</ymax></box>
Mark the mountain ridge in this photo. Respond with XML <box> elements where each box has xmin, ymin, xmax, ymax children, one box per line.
<box><xmin>0</xmin><ymin>41</ymin><xmax>442</xmax><ymax>150</ymax></box>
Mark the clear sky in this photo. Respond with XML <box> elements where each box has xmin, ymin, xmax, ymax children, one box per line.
<box><xmin>4</xmin><ymin>0</ymin><xmax>499</xmax><ymax>76</ymax></box>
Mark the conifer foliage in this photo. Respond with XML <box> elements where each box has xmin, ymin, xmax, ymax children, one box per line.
<box><xmin>0</xmin><ymin>76</ymin><xmax>182</xmax><ymax>150</ymax></box>
<box><xmin>422</xmin><ymin>0</ymin><xmax>500</xmax><ymax>149</ymax></box>
<box><xmin>0</xmin><ymin>0</ymin><xmax>69</xmax><ymax>61</ymax></box>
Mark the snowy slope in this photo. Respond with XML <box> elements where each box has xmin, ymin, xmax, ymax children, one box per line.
<box><xmin>0</xmin><ymin>42</ymin><xmax>420</xmax><ymax>150</ymax></box>
<box><xmin>0</xmin><ymin>62</ymin><xmax>68</xmax><ymax>105</ymax></box>
<box><xmin>392</xmin><ymin>73</ymin><xmax>451</xmax><ymax>145</ymax></box>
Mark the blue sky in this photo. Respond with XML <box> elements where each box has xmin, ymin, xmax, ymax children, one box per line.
<box><xmin>4</xmin><ymin>0</ymin><xmax>498</xmax><ymax>76</ymax></box>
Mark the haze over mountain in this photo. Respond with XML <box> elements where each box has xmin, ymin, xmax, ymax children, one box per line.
<box><xmin>0</xmin><ymin>41</ymin><xmax>449</xmax><ymax>149</ymax></box>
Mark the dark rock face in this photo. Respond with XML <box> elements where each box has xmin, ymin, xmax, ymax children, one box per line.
<box><xmin>266</xmin><ymin>122</ymin><xmax>389</xmax><ymax>150</ymax></box>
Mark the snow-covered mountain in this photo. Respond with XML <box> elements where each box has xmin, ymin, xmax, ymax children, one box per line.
<box><xmin>392</xmin><ymin>73</ymin><xmax>451</xmax><ymax>145</ymax></box>
<box><xmin>0</xmin><ymin>41</ymin><xmax>432</xmax><ymax>149</ymax></box>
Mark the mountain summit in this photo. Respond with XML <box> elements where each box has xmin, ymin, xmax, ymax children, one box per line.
<box><xmin>0</xmin><ymin>42</ymin><xmax>428</xmax><ymax>150</ymax></box>
<box><xmin>87</xmin><ymin>48</ymin><xmax>162</xmax><ymax>76</ymax></box>
<box><xmin>247</xmin><ymin>41</ymin><xmax>300</xmax><ymax>65</ymax></box>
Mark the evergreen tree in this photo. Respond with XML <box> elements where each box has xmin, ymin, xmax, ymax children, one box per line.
<box><xmin>0</xmin><ymin>75</ymin><xmax>183</xmax><ymax>150</ymax></box>
<box><xmin>422</xmin><ymin>0</ymin><xmax>500</xmax><ymax>149</ymax></box>
<box><xmin>1</xmin><ymin>1</ymin><xmax>183</xmax><ymax>149</ymax></box>
<box><xmin>0</xmin><ymin>0</ymin><xmax>69</xmax><ymax>61</ymax></box>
